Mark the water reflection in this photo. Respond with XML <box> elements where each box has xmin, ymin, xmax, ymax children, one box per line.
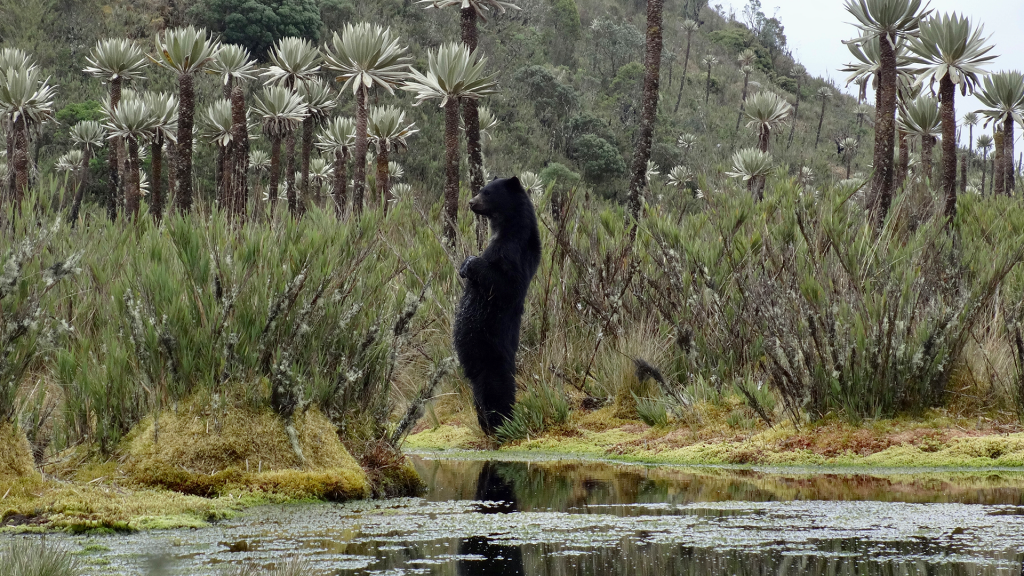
<box><xmin>413</xmin><ymin>457</ymin><xmax>1024</xmax><ymax>508</ymax></box>
<box><xmin>15</xmin><ymin>458</ymin><xmax>1024</xmax><ymax>575</ymax></box>
<box><xmin>457</xmin><ymin>462</ymin><xmax>524</xmax><ymax>576</ymax></box>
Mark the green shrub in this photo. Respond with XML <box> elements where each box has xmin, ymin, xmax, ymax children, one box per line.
<box><xmin>495</xmin><ymin>384</ymin><xmax>570</xmax><ymax>444</ymax></box>
<box><xmin>632</xmin><ymin>393</ymin><xmax>669</xmax><ymax>427</ymax></box>
<box><xmin>32</xmin><ymin>201</ymin><xmax>429</xmax><ymax>453</ymax></box>
<box><xmin>0</xmin><ymin>217</ymin><xmax>79</xmax><ymax>425</ymax></box>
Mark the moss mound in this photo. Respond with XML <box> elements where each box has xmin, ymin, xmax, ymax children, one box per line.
<box><xmin>125</xmin><ymin>406</ymin><xmax>369</xmax><ymax>501</ymax></box>
<box><xmin>0</xmin><ymin>422</ymin><xmax>36</xmax><ymax>481</ymax></box>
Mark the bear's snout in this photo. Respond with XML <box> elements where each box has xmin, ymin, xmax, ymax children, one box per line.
<box><xmin>468</xmin><ymin>195</ymin><xmax>482</xmax><ymax>213</ymax></box>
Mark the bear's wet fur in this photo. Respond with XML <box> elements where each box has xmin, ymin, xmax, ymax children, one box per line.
<box><xmin>453</xmin><ymin>177</ymin><xmax>542</xmax><ymax>435</ymax></box>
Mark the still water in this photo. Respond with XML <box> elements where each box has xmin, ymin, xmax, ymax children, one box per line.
<box><xmin>21</xmin><ymin>456</ymin><xmax>1024</xmax><ymax>575</ymax></box>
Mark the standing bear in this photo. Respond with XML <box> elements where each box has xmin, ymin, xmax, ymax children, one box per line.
<box><xmin>453</xmin><ymin>177</ymin><xmax>542</xmax><ymax>435</ymax></box>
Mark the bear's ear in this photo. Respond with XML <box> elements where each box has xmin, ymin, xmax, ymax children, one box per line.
<box><xmin>508</xmin><ymin>175</ymin><xmax>523</xmax><ymax>191</ymax></box>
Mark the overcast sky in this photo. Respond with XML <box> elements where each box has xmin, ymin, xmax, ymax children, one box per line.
<box><xmin>719</xmin><ymin>0</ymin><xmax>1024</xmax><ymax>145</ymax></box>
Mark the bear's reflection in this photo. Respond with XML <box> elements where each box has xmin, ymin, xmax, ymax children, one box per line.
<box><xmin>457</xmin><ymin>462</ymin><xmax>525</xmax><ymax>576</ymax></box>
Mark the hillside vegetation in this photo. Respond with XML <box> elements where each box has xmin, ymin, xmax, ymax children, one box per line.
<box><xmin>3</xmin><ymin>0</ymin><xmax>869</xmax><ymax>201</ymax></box>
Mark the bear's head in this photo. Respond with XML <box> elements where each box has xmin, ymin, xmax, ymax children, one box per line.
<box><xmin>468</xmin><ymin>177</ymin><xmax>530</xmax><ymax>223</ymax></box>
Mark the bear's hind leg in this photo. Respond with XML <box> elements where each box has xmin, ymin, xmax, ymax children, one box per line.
<box><xmin>472</xmin><ymin>367</ymin><xmax>517</xmax><ymax>436</ymax></box>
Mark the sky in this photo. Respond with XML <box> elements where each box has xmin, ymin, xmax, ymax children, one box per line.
<box><xmin>718</xmin><ymin>0</ymin><xmax>1024</xmax><ymax>145</ymax></box>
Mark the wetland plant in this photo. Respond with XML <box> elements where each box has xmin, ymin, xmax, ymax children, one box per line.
<box><xmin>495</xmin><ymin>383</ymin><xmax>569</xmax><ymax>443</ymax></box>
<box><xmin>633</xmin><ymin>393</ymin><xmax>670</xmax><ymax>427</ymax></box>
<box><xmin>0</xmin><ymin>539</ymin><xmax>79</xmax><ymax>576</ymax></box>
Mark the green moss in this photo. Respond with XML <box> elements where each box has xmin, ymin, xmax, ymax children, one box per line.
<box><xmin>75</xmin><ymin>543</ymin><xmax>111</xmax><ymax>554</ymax></box>
<box><xmin>124</xmin><ymin>405</ymin><xmax>370</xmax><ymax>500</ymax></box>
<box><xmin>0</xmin><ymin>479</ymin><xmax>244</xmax><ymax>532</ymax></box>
<box><xmin>849</xmin><ymin>435</ymin><xmax>1024</xmax><ymax>468</ymax></box>
<box><xmin>403</xmin><ymin>424</ymin><xmax>481</xmax><ymax>450</ymax></box>
<box><xmin>408</xmin><ymin>416</ymin><xmax>1024</xmax><ymax>469</ymax></box>
<box><xmin>129</xmin><ymin>514</ymin><xmax>213</xmax><ymax>530</ymax></box>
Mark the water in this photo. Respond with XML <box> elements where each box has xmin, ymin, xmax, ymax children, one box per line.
<box><xmin>12</xmin><ymin>457</ymin><xmax>1024</xmax><ymax>575</ymax></box>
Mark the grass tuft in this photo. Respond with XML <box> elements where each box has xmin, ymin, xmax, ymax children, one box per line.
<box><xmin>0</xmin><ymin>538</ymin><xmax>79</xmax><ymax>576</ymax></box>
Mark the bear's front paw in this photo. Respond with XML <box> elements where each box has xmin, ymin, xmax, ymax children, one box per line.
<box><xmin>459</xmin><ymin>256</ymin><xmax>476</xmax><ymax>279</ymax></box>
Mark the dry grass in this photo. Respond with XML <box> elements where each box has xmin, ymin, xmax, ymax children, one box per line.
<box><xmin>0</xmin><ymin>423</ymin><xmax>36</xmax><ymax>482</ymax></box>
<box><xmin>124</xmin><ymin>401</ymin><xmax>369</xmax><ymax>500</ymax></box>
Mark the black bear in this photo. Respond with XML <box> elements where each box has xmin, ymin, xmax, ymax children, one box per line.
<box><xmin>453</xmin><ymin>177</ymin><xmax>542</xmax><ymax>435</ymax></box>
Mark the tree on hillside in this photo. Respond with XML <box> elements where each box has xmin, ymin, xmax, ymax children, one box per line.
<box><xmin>744</xmin><ymin>91</ymin><xmax>792</xmax><ymax>153</ymax></box>
<box><xmin>682</xmin><ymin>0</ymin><xmax>708</xmax><ymax>20</ymax></box>
<box><xmin>677</xmin><ymin>132</ymin><xmax>697</xmax><ymax>166</ymax></box>
<box><xmin>83</xmin><ymin>39</ymin><xmax>148</xmax><ymax>219</ymax></box>
<box><xmin>67</xmin><ymin>120</ymin><xmax>105</xmax><ymax>224</ymax></box>
<box><xmin>742</xmin><ymin>91</ymin><xmax>790</xmax><ymax>199</ymax></box>
<box><xmin>104</xmin><ymin>96</ymin><xmax>158</xmax><ymax>218</ymax></box>
<box><xmin>897</xmin><ymin>95</ymin><xmax>941</xmax><ymax>185</ymax></box>
<box><xmin>262</xmin><ymin>37</ymin><xmax>321</xmax><ymax>215</ymax></box>
<box><xmin>674</xmin><ymin>19</ymin><xmax>699</xmax><ymax>114</ymax></box>
<box><xmin>307</xmin><ymin>157</ymin><xmax>332</xmax><ymax>200</ymax></box>
<box><xmin>248</xmin><ymin>150</ymin><xmax>272</xmax><ymax>205</ymax></box>
<box><xmin>403</xmin><ymin>43</ymin><xmax>499</xmax><ymax>245</ymax></box>
<box><xmin>0</xmin><ymin>48</ymin><xmax>32</xmax><ymax>198</ymax></box>
<box><xmin>322</xmin><ymin>23</ymin><xmax>411</xmax><ymax>216</ymax></box>
<box><xmin>572</xmin><ymin>134</ymin><xmax>627</xmax><ymax>185</ymax></box>
<box><xmin>894</xmin><ymin>127</ymin><xmax>909</xmax><ymax>189</ymax></box>
<box><xmin>200</xmin><ymin>98</ymin><xmax>234</xmax><ymax>204</ymax></box>
<box><xmin>786</xmin><ymin>64</ymin><xmax>804</xmax><ymax>148</ymax></box>
<box><xmin>893</xmin><ymin>82</ymin><xmax>921</xmax><ymax>191</ymax></box>
<box><xmin>0</xmin><ymin>66</ymin><xmax>55</xmax><ymax>206</ymax></box>
<box><xmin>142</xmin><ymin>92</ymin><xmax>178</xmax><ymax>221</ymax></box>
<box><xmin>742</xmin><ymin>0</ymin><xmax>788</xmax><ymax>66</ymax></box>
<box><xmin>726</xmin><ymin>147</ymin><xmax>773</xmax><ymax>200</ymax></box>
<box><xmin>210</xmin><ymin>44</ymin><xmax>257</xmax><ymax>217</ymax></box>
<box><xmin>316</xmin><ymin>116</ymin><xmax>355</xmax><ymax>216</ymax></box>
<box><xmin>701</xmin><ymin>54</ymin><xmax>717</xmax><ymax>106</ymax></box>
<box><xmin>961</xmin><ymin>111</ymin><xmax>978</xmax><ymax>193</ymax></box>
<box><xmin>842</xmin><ymin>34</ymin><xmax>914</xmax><ymax>108</ymax></box>
<box><xmin>975</xmin><ymin>71</ymin><xmax>1024</xmax><ymax>196</ymax></box>
<box><xmin>367</xmin><ymin>105</ymin><xmax>417</xmax><ymax>213</ymax></box>
<box><xmin>625</xmin><ymin>0</ymin><xmax>665</xmax><ymax>232</ymax></box>
<box><xmin>840</xmin><ymin>137</ymin><xmax>859</xmax><ymax>178</ymax></box>
<box><xmin>588</xmin><ymin>19</ymin><xmax>644</xmax><ymax>81</ymax></box>
<box><xmin>813</xmin><ymin>87</ymin><xmax>832</xmax><ymax>149</ymax></box>
<box><xmin>418</xmin><ymin>0</ymin><xmax>520</xmax><ymax>248</ymax></box>
<box><xmin>854</xmin><ymin>76</ymin><xmax>869</xmax><ymax>103</ymax></box>
<box><xmin>842</xmin><ymin>34</ymin><xmax>915</xmax><ymax>195</ymax></box>
<box><xmin>152</xmin><ymin>26</ymin><xmax>219</xmax><ymax>213</ymax></box>
<box><xmin>547</xmin><ymin>0</ymin><xmax>583</xmax><ymax>65</ymax></box>
<box><xmin>908</xmin><ymin>12</ymin><xmax>995</xmax><ymax>220</ymax></box>
<box><xmin>188</xmin><ymin>0</ymin><xmax>321</xmax><ymax>60</ymax></box>
<box><xmin>976</xmin><ymin>133</ymin><xmax>992</xmax><ymax>195</ymax></box>
<box><xmin>295</xmin><ymin>78</ymin><xmax>336</xmax><ymax>210</ymax></box>
<box><xmin>854</xmin><ymin>103</ymin><xmax>874</xmax><ymax>132</ymax></box>
<box><xmin>251</xmin><ymin>86</ymin><xmax>308</xmax><ymax>213</ymax></box>
<box><xmin>734</xmin><ymin>49</ymin><xmax>757</xmax><ymax>132</ymax></box>
<box><xmin>844</xmin><ymin>0</ymin><xmax>930</xmax><ymax>225</ymax></box>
